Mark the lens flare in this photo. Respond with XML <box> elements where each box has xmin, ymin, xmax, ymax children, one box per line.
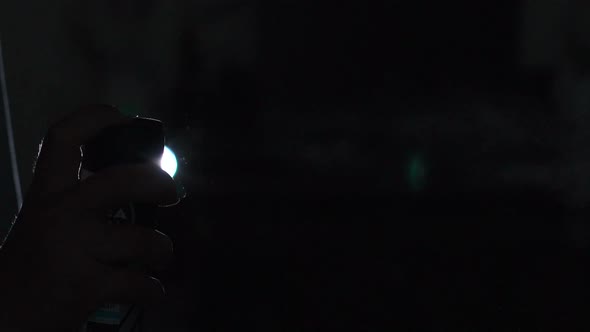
<box><xmin>160</xmin><ymin>146</ymin><xmax>178</xmax><ymax>177</ymax></box>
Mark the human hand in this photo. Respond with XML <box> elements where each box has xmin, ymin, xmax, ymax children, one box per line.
<box><xmin>0</xmin><ymin>105</ymin><xmax>179</xmax><ymax>331</ymax></box>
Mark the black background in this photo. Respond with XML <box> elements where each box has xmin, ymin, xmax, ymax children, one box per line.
<box><xmin>145</xmin><ymin>1</ymin><xmax>586</xmax><ymax>331</ymax></box>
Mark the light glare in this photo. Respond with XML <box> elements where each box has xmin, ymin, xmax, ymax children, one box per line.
<box><xmin>160</xmin><ymin>146</ymin><xmax>178</xmax><ymax>178</ymax></box>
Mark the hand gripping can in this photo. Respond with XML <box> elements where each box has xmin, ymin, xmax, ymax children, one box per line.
<box><xmin>79</xmin><ymin>116</ymin><xmax>165</xmax><ymax>332</ymax></box>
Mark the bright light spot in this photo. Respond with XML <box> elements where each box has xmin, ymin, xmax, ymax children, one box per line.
<box><xmin>160</xmin><ymin>146</ymin><xmax>178</xmax><ymax>178</ymax></box>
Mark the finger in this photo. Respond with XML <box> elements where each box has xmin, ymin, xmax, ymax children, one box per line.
<box><xmin>76</xmin><ymin>163</ymin><xmax>179</xmax><ymax>211</ymax></box>
<box><xmin>88</xmin><ymin>224</ymin><xmax>174</xmax><ymax>270</ymax></box>
<box><xmin>32</xmin><ymin>105</ymin><xmax>131</xmax><ymax>194</ymax></box>
<box><xmin>99</xmin><ymin>270</ymin><xmax>166</xmax><ymax>304</ymax></box>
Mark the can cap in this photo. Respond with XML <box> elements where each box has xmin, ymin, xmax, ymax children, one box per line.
<box><xmin>82</xmin><ymin>117</ymin><xmax>165</xmax><ymax>172</ymax></box>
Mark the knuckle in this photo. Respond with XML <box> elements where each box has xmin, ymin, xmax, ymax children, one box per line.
<box><xmin>43</xmin><ymin>126</ymin><xmax>79</xmax><ymax>153</ymax></box>
<box><xmin>158</xmin><ymin>232</ymin><xmax>174</xmax><ymax>253</ymax></box>
<box><xmin>133</xmin><ymin>228</ymin><xmax>150</xmax><ymax>246</ymax></box>
<box><xmin>44</xmin><ymin>122</ymin><xmax>70</xmax><ymax>144</ymax></box>
<box><xmin>147</xmin><ymin>230</ymin><xmax>173</xmax><ymax>256</ymax></box>
<box><xmin>115</xmin><ymin>226</ymin><xmax>148</xmax><ymax>249</ymax></box>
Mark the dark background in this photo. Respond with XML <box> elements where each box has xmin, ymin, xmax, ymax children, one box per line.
<box><xmin>4</xmin><ymin>0</ymin><xmax>590</xmax><ymax>330</ymax></box>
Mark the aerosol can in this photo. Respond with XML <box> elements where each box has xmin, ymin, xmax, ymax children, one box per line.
<box><xmin>79</xmin><ymin>116</ymin><xmax>165</xmax><ymax>332</ymax></box>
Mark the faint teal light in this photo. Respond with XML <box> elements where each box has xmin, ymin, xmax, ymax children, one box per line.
<box><xmin>407</xmin><ymin>153</ymin><xmax>427</xmax><ymax>192</ymax></box>
<box><xmin>119</xmin><ymin>104</ymin><xmax>140</xmax><ymax>117</ymax></box>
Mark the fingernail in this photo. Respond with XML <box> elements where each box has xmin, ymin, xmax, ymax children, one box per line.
<box><xmin>155</xmin><ymin>230</ymin><xmax>174</xmax><ymax>253</ymax></box>
<box><xmin>166</xmin><ymin>235</ymin><xmax>174</xmax><ymax>254</ymax></box>
<box><xmin>148</xmin><ymin>277</ymin><xmax>166</xmax><ymax>302</ymax></box>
